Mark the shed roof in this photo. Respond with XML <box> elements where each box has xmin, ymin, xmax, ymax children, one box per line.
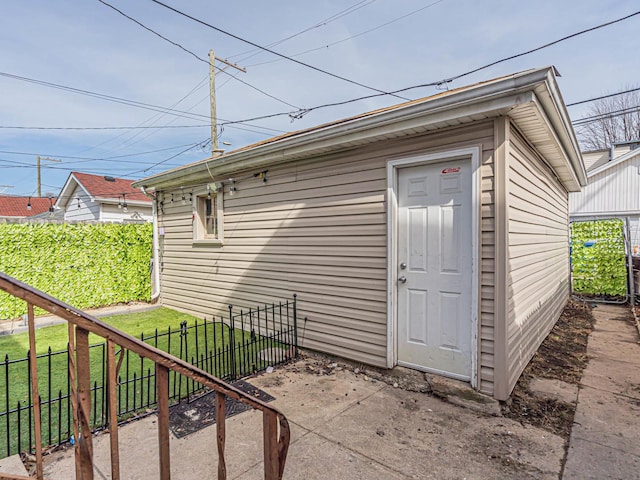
<box><xmin>56</xmin><ymin>172</ymin><xmax>151</xmax><ymax>209</ymax></box>
<box><xmin>135</xmin><ymin>66</ymin><xmax>586</xmax><ymax>192</ymax></box>
<box><xmin>0</xmin><ymin>195</ymin><xmax>55</xmax><ymax>217</ymax></box>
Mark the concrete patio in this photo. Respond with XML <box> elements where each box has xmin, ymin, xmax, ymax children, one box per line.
<box><xmin>41</xmin><ymin>361</ymin><xmax>564</xmax><ymax>479</ymax></box>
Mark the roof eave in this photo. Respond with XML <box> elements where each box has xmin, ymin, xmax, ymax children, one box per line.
<box><xmin>54</xmin><ymin>173</ymin><xmax>94</xmax><ymax>208</ymax></box>
<box><xmin>134</xmin><ymin>67</ymin><xmax>583</xmax><ymax>192</ymax></box>
<box><xmin>95</xmin><ymin>197</ymin><xmax>151</xmax><ymax>206</ymax></box>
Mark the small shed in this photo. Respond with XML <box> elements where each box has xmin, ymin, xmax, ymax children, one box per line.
<box><xmin>56</xmin><ymin>172</ymin><xmax>152</xmax><ymax>223</ymax></box>
<box><xmin>134</xmin><ymin>67</ymin><xmax>586</xmax><ymax>400</ymax></box>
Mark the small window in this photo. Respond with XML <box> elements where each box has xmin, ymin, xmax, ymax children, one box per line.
<box><xmin>194</xmin><ymin>189</ymin><xmax>223</xmax><ymax>244</ymax></box>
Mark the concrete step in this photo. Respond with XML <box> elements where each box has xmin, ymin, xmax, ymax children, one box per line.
<box><xmin>0</xmin><ymin>454</ymin><xmax>29</xmax><ymax>477</ymax></box>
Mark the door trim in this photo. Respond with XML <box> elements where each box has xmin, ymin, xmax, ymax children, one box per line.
<box><xmin>386</xmin><ymin>146</ymin><xmax>481</xmax><ymax>387</ymax></box>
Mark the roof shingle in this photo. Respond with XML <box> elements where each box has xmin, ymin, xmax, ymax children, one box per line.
<box><xmin>72</xmin><ymin>172</ymin><xmax>149</xmax><ymax>203</ymax></box>
<box><xmin>0</xmin><ymin>196</ymin><xmax>55</xmax><ymax>217</ymax></box>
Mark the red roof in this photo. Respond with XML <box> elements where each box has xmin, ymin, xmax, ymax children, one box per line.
<box><xmin>0</xmin><ymin>196</ymin><xmax>56</xmax><ymax>217</ymax></box>
<box><xmin>72</xmin><ymin>172</ymin><xmax>150</xmax><ymax>203</ymax></box>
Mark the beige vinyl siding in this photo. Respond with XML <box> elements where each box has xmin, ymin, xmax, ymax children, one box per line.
<box><xmin>505</xmin><ymin>126</ymin><xmax>569</xmax><ymax>394</ymax></box>
<box><xmin>158</xmin><ymin>121</ymin><xmax>495</xmax><ymax>371</ymax></box>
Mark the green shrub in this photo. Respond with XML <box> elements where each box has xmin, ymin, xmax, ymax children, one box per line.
<box><xmin>571</xmin><ymin>219</ymin><xmax>626</xmax><ymax>296</ymax></box>
<box><xmin>0</xmin><ymin>222</ymin><xmax>152</xmax><ymax>318</ymax></box>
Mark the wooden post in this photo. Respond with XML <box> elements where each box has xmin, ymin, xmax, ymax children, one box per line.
<box><xmin>106</xmin><ymin>341</ymin><xmax>120</xmax><ymax>480</ymax></box>
<box><xmin>156</xmin><ymin>364</ymin><xmax>171</xmax><ymax>480</ymax></box>
<box><xmin>209</xmin><ymin>49</ymin><xmax>218</xmax><ymax>155</ymax></box>
<box><xmin>27</xmin><ymin>304</ymin><xmax>43</xmax><ymax>480</ymax></box>
<box><xmin>75</xmin><ymin>327</ymin><xmax>94</xmax><ymax>479</ymax></box>
<box><xmin>263</xmin><ymin>411</ymin><xmax>279</xmax><ymax>480</ymax></box>
<box><xmin>215</xmin><ymin>392</ymin><xmax>226</xmax><ymax>480</ymax></box>
<box><xmin>68</xmin><ymin>323</ymin><xmax>81</xmax><ymax>480</ymax></box>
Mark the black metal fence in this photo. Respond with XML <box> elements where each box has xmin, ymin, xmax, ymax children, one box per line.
<box><xmin>0</xmin><ymin>297</ymin><xmax>298</xmax><ymax>458</ymax></box>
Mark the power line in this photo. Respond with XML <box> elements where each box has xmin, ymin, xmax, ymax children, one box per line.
<box><xmin>148</xmin><ymin>0</ymin><xmax>409</xmax><ymax>100</ymax></box>
<box><xmin>213</xmin><ymin>8</ymin><xmax>640</xmax><ymax>127</ymax></box>
<box><xmin>0</xmin><ymin>142</ymin><xmax>205</xmax><ymax>161</ymax></box>
<box><xmin>0</xmin><ymin>124</ymin><xmax>209</xmax><ymax>130</ymax></box>
<box><xmin>97</xmin><ymin>0</ymin><xmax>300</xmax><ymax>110</ymax></box>
<box><xmin>0</xmin><ymin>70</ymin><xmax>288</xmax><ymax>136</ymax></box>
<box><xmin>567</xmin><ymin>86</ymin><xmax>640</xmax><ymax>107</ymax></box>
<box><xmin>229</xmin><ymin>0</ymin><xmax>377</xmax><ymax>63</ymax></box>
<box><xmin>247</xmin><ymin>0</ymin><xmax>447</xmax><ymax>68</ymax></box>
<box><xmin>572</xmin><ymin>105</ymin><xmax>640</xmax><ymax>126</ymax></box>
<box><xmin>0</xmin><ymin>70</ymin><xmax>210</xmax><ymax>120</ymax></box>
<box><xmin>121</xmin><ymin>139</ymin><xmax>211</xmax><ymax>177</ymax></box>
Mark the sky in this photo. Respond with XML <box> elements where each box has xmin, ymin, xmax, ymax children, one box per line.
<box><xmin>0</xmin><ymin>0</ymin><xmax>639</xmax><ymax>197</ymax></box>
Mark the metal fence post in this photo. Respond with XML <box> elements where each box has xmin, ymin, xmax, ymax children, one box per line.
<box><xmin>293</xmin><ymin>294</ymin><xmax>298</xmax><ymax>358</ymax></box>
<box><xmin>228</xmin><ymin>305</ymin><xmax>236</xmax><ymax>381</ymax></box>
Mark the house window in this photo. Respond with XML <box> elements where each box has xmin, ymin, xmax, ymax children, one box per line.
<box><xmin>203</xmin><ymin>197</ymin><xmax>217</xmax><ymax>237</ymax></box>
<box><xmin>194</xmin><ymin>189</ymin><xmax>223</xmax><ymax>244</ymax></box>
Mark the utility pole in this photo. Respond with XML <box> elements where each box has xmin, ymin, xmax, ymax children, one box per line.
<box><xmin>36</xmin><ymin>156</ymin><xmax>61</xmax><ymax>197</ymax></box>
<box><xmin>209</xmin><ymin>49</ymin><xmax>246</xmax><ymax>156</ymax></box>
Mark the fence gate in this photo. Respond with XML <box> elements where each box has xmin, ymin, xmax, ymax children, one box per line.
<box><xmin>570</xmin><ymin>217</ymin><xmax>633</xmax><ymax>303</ymax></box>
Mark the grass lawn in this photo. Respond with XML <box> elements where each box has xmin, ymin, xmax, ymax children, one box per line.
<box><xmin>0</xmin><ymin>306</ymin><xmax>290</xmax><ymax>457</ymax></box>
<box><xmin>0</xmin><ymin>307</ymin><xmax>198</xmax><ymax>358</ymax></box>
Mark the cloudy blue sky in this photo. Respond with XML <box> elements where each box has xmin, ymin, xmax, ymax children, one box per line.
<box><xmin>1</xmin><ymin>0</ymin><xmax>638</xmax><ymax>196</ymax></box>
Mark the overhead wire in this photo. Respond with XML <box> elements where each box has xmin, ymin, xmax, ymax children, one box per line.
<box><xmin>572</xmin><ymin>105</ymin><xmax>640</xmax><ymax>126</ymax></box>
<box><xmin>148</xmin><ymin>0</ymin><xmax>410</xmax><ymax>100</ymax></box>
<box><xmin>566</xmin><ymin>86</ymin><xmax>640</xmax><ymax>107</ymax></box>
<box><xmin>97</xmin><ymin>0</ymin><xmax>301</xmax><ymax>110</ymax></box>
<box><xmin>212</xmin><ymin>8</ymin><xmax>640</xmax><ymax>126</ymax></box>
<box><xmin>247</xmin><ymin>0</ymin><xmax>447</xmax><ymax>68</ymax></box>
<box><xmin>228</xmin><ymin>0</ymin><xmax>377</xmax><ymax>63</ymax></box>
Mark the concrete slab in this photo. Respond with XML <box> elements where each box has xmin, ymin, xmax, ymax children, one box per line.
<box><xmin>235</xmin><ymin>431</ymin><xmax>407</xmax><ymax>480</ymax></box>
<box><xmin>425</xmin><ymin>373</ymin><xmax>502</xmax><ymax>415</ymax></box>
<box><xmin>42</xmin><ymin>359</ymin><xmax>567</xmax><ymax>480</ymax></box>
<box><xmin>319</xmin><ymin>385</ymin><xmax>564</xmax><ymax>480</ymax></box>
<box><xmin>571</xmin><ymin>387</ymin><xmax>640</xmax><ymax>456</ymax></box>
<box><xmin>563</xmin><ymin>304</ymin><xmax>640</xmax><ymax>480</ymax></box>
<box><xmin>0</xmin><ymin>454</ymin><xmax>29</xmax><ymax>477</ymax></box>
<box><xmin>563</xmin><ymin>437</ymin><xmax>640</xmax><ymax>480</ymax></box>
<box><xmin>581</xmin><ymin>355</ymin><xmax>640</xmax><ymax>399</ymax></box>
<box><xmin>529</xmin><ymin>378</ymin><xmax>579</xmax><ymax>404</ymax></box>
<box><xmin>43</xmin><ymin>410</ymin><xmax>309</xmax><ymax>480</ymax></box>
<box><xmin>249</xmin><ymin>368</ymin><xmax>386</xmax><ymax>432</ymax></box>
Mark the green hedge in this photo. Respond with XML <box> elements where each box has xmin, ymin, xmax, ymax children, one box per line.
<box><xmin>0</xmin><ymin>222</ymin><xmax>152</xmax><ymax>319</ymax></box>
<box><xmin>571</xmin><ymin>219</ymin><xmax>627</xmax><ymax>296</ymax></box>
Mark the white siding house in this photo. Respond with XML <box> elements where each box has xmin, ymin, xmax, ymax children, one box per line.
<box><xmin>134</xmin><ymin>67</ymin><xmax>586</xmax><ymax>400</ymax></box>
<box><xmin>569</xmin><ymin>142</ymin><xmax>640</xmax><ymax>250</ymax></box>
<box><xmin>56</xmin><ymin>172</ymin><xmax>152</xmax><ymax>223</ymax></box>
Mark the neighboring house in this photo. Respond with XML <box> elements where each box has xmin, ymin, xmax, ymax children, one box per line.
<box><xmin>0</xmin><ymin>195</ymin><xmax>56</xmax><ymax>220</ymax></box>
<box><xmin>133</xmin><ymin>67</ymin><xmax>586</xmax><ymax>400</ymax></box>
<box><xmin>569</xmin><ymin>140</ymin><xmax>640</xmax><ymax>252</ymax></box>
<box><xmin>55</xmin><ymin>172</ymin><xmax>152</xmax><ymax>223</ymax></box>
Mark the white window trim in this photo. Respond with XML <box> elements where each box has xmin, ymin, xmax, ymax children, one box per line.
<box><xmin>193</xmin><ymin>189</ymin><xmax>224</xmax><ymax>246</ymax></box>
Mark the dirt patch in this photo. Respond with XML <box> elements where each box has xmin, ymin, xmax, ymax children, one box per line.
<box><xmin>502</xmin><ymin>298</ymin><xmax>595</xmax><ymax>437</ymax></box>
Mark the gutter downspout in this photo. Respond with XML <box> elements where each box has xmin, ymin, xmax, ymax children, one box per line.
<box><xmin>140</xmin><ymin>186</ymin><xmax>161</xmax><ymax>303</ymax></box>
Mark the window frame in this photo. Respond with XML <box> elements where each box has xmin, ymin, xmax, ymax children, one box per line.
<box><xmin>193</xmin><ymin>188</ymin><xmax>224</xmax><ymax>245</ymax></box>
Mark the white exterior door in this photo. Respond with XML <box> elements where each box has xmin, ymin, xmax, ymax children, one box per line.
<box><xmin>397</xmin><ymin>159</ymin><xmax>473</xmax><ymax>380</ymax></box>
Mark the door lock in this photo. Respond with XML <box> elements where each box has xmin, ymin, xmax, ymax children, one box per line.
<box><xmin>399</xmin><ymin>263</ymin><xmax>407</xmax><ymax>270</ymax></box>
<box><xmin>398</xmin><ymin>276</ymin><xmax>407</xmax><ymax>284</ymax></box>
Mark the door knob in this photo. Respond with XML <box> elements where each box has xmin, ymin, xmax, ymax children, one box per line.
<box><xmin>399</xmin><ymin>276</ymin><xmax>407</xmax><ymax>284</ymax></box>
<box><xmin>400</xmin><ymin>263</ymin><xmax>407</xmax><ymax>270</ymax></box>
